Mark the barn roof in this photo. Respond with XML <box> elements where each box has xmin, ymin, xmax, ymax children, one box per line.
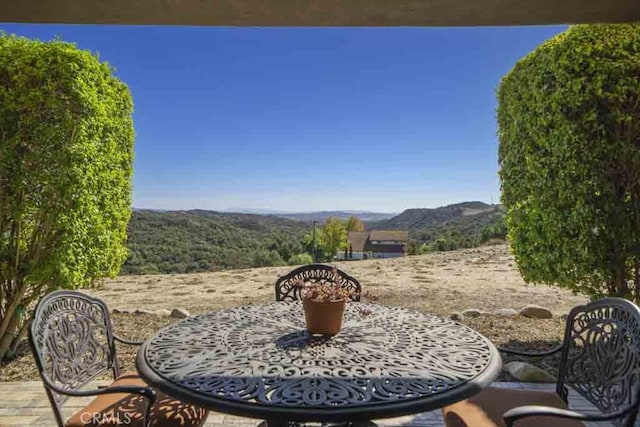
<box><xmin>369</xmin><ymin>230</ymin><xmax>409</xmax><ymax>242</ymax></box>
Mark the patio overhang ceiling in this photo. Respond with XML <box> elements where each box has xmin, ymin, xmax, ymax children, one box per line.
<box><xmin>1</xmin><ymin>0</ymin><xmax>639</xmax><ymax>26</ymax></box>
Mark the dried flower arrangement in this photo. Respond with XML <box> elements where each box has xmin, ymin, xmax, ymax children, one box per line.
<box><xmin>293</xmin><ymin>267</ymin><xmax>378</xmax><ymax>316</ymax></box>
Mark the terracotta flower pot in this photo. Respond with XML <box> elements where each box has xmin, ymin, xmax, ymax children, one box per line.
<box><xmin>302</xmin><ymin>298</ymin><xmax>346</xmax><ymax>336</ymax></box>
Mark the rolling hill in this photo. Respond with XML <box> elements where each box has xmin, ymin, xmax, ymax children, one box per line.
<box><xmin>122</xmin><ymin>210</ymin><xmax>311</xmax><ymax>275</ymax></box>
<box><xmin>368</xmin><ymin>201</ymin><xmax>505</xmax><ymax>243</ymax></box>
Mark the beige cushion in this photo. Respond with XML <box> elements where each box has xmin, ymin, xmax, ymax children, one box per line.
<box><xmin>442</xmin><ymin>386</ymin><xmax>584</xmax><ymax>427</ymax></box>
<box><xmin>66</xmin><ymin>372</ymin><xmax>208</xmax><ymax>427</ymax></box>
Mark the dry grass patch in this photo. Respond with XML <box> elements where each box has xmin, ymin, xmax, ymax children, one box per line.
<box><xmin>1</xmin><ymin>245</ymin><xmax>586</xmax><ymax>382</ymax></box>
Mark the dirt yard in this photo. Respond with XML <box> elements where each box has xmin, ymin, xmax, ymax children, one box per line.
<box><xmin>1</xmin><ymin>244</ymin><xmax>588</xmax><ymax>381</ymax></box>
<box><xmin>90</xmin><ymin>244</ymin><xmax>587</xmax><ymax>316</ymax></box>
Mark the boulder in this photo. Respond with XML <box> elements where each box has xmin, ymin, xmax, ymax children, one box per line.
<box><xmin>154</xmin><ymin>309</ymin><xmax>172</xmax><ymax>317</ymax></box>
<box><xmin>461</xmin><ymin>309</ymin><xmax>482</xmax><ymax>318</ymax></box>
<box><xmin>449</xmin><ymin>312</ymin><xmax>464</xmax><ymax>322</ymax></box>
<box><xmin>505</xmin><ymin>361</ymin><xmax>555</xmax><ymax>383</ymax></box>
<box><xmin>170</xmin><ymin>308</ymin><xmax>190</xmax><ymax>319</ymax></box>
<box><xmin>519</xmin><ymin>305</ymin><xmax>553</xmax><ymax>319</ymax></box>
<box><xmin>495</xmin><ymin>308</ymin><xmax>518</xmax><ymax>317</ymax></box>
<box><xmin>134</xmin><ymin>309</ymin><xmax>152</xmax><ymax>315</ymax></box>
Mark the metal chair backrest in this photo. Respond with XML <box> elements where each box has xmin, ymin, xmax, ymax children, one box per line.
<box><xmin>557</xmin><ymin>297</ymin><xmax>640</xmax><ymax>426</ymax></box>
<box><xmin>28</xmin><ymin>290</ymin><xmax>120</xmax><ymax>426</ymax></box>
<box><xmin>275</xmin><ymin>263</ymin><xmax>362</xmax><ymax>302</ymax></box>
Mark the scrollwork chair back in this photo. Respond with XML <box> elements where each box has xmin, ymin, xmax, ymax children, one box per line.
<box><xmin>557</xmin><ymin>298</ymin><xmax>640</xmax><ymax>426</ymax></box>
<box><xmin>275</xmin><ymin>264</ymin><xmax>362</xmax><ymax>302</ymax></box>
<box><xmin>28</xmin><ymin>290</ymin><xmax>120</xmax><ymax>426</ymax></box>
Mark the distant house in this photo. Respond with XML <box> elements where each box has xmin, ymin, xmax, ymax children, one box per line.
<box><xmin>338</xmin><ymin>230</ymin><xmax>408</xmax><ymax>260</ymax></box>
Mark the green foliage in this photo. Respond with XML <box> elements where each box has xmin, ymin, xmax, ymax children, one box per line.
<box><xmin>319</xmin><ymin>218</ymin><xmax>348</xmax><ymax>258</ymax></box>
<box><xmin>0</xmin><ymin>34</ymin><xmax>134</xmax><ymax>359</ymax></box>
<box><xmin>288</xmin><ymin>253</ymin><xmax>314</xmax><ymax>265</ymax></box>
<box><xmin>372</xmin><ymin>202</ymin><xmax>505</xmax><ymax>249</ymax></box>
<box><xmin>403</xmin><ymin>213</ymin><xmax>506</xmax><ymax>255</ymax></box>
<box><xmin>252</xmin><ymin>250</ymin><xmax>286</xmax><ymax>267</ymax></box>
<box><xmin>123</xmin><ymin>210</ymin><xmax>309</xmax><ymax>274</ymax></box>
<box><xmin>418</xmin><ymin>244</ymin><xmax>433</xmax><ymax>255</ymax></box>
<box><xmin>423</xmin><ymin>229</ymin><xmax>478</xmax><ymax>252</ymax></box>
<box><xmin>497</xmin><ymin>24</ymin><xmax>640</xmax><ymax>301</ymax></box>
<box><xmin>301</xmin><ymin>229</ymin><xmax>329</xmax><ymax>262</ymax></box>
<box><xmin>405</xmin><ymin>241</ymin><xmax>421</xmax><ymax>255</ymax></box>
<box><xmin>345</xmin><ymin>216</ymin><xmax>365</xmax><ymax>232</ymax></box>
<box><xmin>480</xmin><ymin>216</ymin><xmax>508</xmax><ymax>242</ymax></box>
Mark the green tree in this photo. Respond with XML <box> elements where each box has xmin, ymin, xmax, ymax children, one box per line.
<box><xmin>252</xmin><ymin>250</ymin><xmax>285</xmax><ymax>267</ymax></box>
<box><xmin>0</xmin><ymin>35</ymin><xmax>135</xmax><ymax>360</ymax></box>
<box><xmin>480</xmin><ymin>217</ymin><xmax>508</xmax><ymax>242</ymax></box>
<box><xmin>418</xmin><ymin>244</ymin><xmax>433</xmax><ymax>255</ymax></box>
<box><xmin>405</xmin><ymin>241</ymin><xmax>421</xmax><ymax>255</ymax></box>
<box><xmin>497</xmin><ymin>24</ymin><xmax>640</xmax><ymax>302</ymax></box>
<box><xmin>344</xmin><ymin>216</ymin><xmax>365</xmax><ymax>232</ymax></box>
<box><xmin>319</xmin><ymin>218</ymin><xmax>348</xmax><ymax>259</ymax></box>
<box><xmin>288</xmin><ymin>253</ymin><xmax>314</xmax><ymax>265</ymax></box>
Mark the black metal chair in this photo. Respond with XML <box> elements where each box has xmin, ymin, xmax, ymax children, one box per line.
<box><xmin>443</xmin><ymin>297</ymin><xmax>640</xmax><ymax>427</ymax></box>
<box><xmin>275</xmin><ymin>264</ymin><xmax>362</xmax><ymax>302</ymax></box>
<box><xmin>28</xmin><ymin>290</ymin><xmax>208</xmax><ymax>427</ymax></box>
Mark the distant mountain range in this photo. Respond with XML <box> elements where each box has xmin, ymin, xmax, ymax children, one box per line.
<box><xmin>276</xmin><ymin>211</ymin><xmax>396</xmax><ymax>222</ymax></box>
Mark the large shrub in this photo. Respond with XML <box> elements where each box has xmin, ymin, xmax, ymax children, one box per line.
<box><xmin>498</xmin><ymin>24</ymin><xmax>640</xmax><ymax>301</ymax></box>
<box><xmin>288</xmin><ymin>253</ymin><xmax>314</xmax><ymax>265</ymax></box>
<box><xmin>0</xmin><ymin>34</ymin><xmax>134</xmax><ymax>360</ymax></box>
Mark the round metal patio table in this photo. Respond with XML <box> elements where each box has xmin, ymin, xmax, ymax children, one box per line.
<box><xmin>136</xmin><ymin>301</ymin><xmax>501</xmax><ymax>424</ymax></box>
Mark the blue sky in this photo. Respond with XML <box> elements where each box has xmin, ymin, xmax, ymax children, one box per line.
<box><xmin>1</xmin><ymin>25</ymin><xmax>565</xmax><ymax>213</ymax></box>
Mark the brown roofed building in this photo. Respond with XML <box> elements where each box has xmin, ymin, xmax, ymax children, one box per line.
<box><xmin>340</xmin><ymin>230</ymin><xmax>408</xmax><ymax>260</ymax></box>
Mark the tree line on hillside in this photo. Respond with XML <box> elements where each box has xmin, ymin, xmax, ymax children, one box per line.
<box><xmin>404</xmin><ymin>216</ymin><xmax>508</xmax><ymax>255</ymax></box>
<box><xmin>122</xmin><ymin>209</ymin><xmax>507</xmax><ymax>275</ymax></box>
<box><xmin>121</xmin><ymin>211</ymin><xmax>369</xmax><ymax>274</ymax></box>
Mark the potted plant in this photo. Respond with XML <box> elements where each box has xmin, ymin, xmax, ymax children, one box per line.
<box><xmin>293</xmin><ymin>268</ymin><xmax>358</xmax><ymax>336</ymax></box>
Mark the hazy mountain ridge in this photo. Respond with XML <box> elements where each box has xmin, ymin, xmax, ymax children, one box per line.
<box><xmin>276</xmin><ymin>211</ymin><xmax>396</xmax><ymax>222</ymax></box>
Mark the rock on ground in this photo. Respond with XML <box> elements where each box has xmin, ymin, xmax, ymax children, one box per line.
<box><xmin>449</xmin><ymin>312</ymin><xmax>464</xmax><ymax>321</ymax></box>
<box><xmin>505</xmin><ymin>361</ymin><xmax>556</xmax><ymax>383</ymax></box>
<box><xmin>519</xmin><ymin>305</ymin><xmax>553</xmax><ymax>319</ymax></box>
<box><xmin>170</xmin><ymin>308</ymin><xmax>190</xmax><ymax>319</ymax></box>
<box><xmin>461</xmin><ymin>309</ymin><xmax>482</xmax><ymax>317</ymax></box>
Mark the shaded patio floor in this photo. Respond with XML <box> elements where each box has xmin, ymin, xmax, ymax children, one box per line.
<box><xmin>0</xmin><ymin>380</ymin><xmax>611</xmax><ymax>427</ymax></box>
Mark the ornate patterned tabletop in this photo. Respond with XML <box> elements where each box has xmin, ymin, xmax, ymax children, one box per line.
<box><xmin>136</xmin><ymin>302</ymin><xmax>501</xmax><ymax>422</ymax></box>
